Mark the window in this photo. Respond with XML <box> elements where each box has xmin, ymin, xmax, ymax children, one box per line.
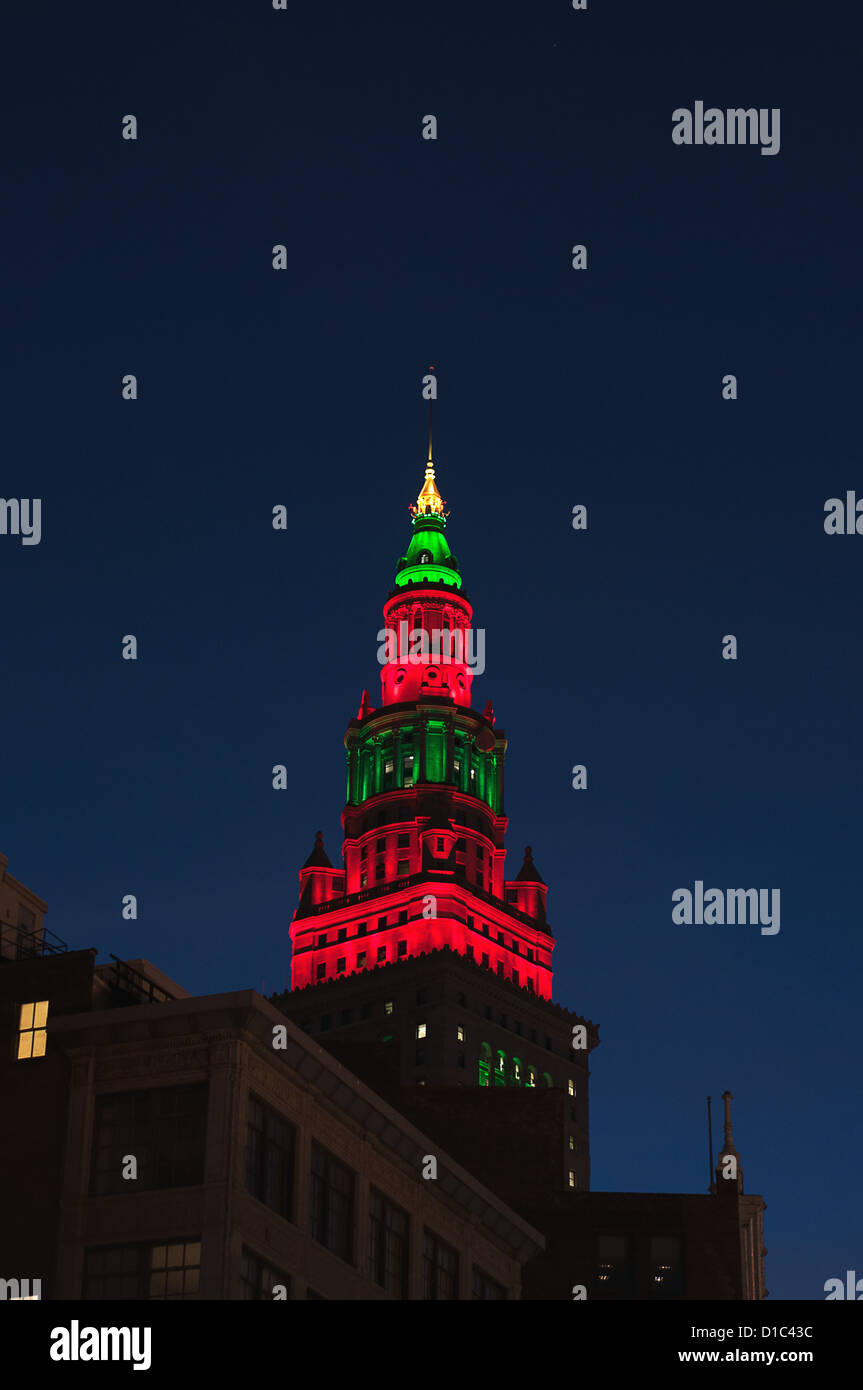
<box><xmin>570</xmin><ymin>1135</ymin><xmax>577</xmax><ymax>1152</ymax></box>
<box><xmin>357</xmin><ymin>951</ymin><xmax>367</xmax><ymax>968</ymax></box>
<box><xmin>397</xmin><ymin>833</ymin><xmax>410</xmax><ymax>848</ymax></box>
<box><xmin>481</xmin><ymin>953</ymin><xmax>489</xmax><ymax>968</ymax></box>
<box><xmin>466</xmin><ymin>944</ymin><xmax>474</xmax><ymax>958</ymax></box>
<box><xmin>316</xmin><ymin>934</ymin><xmax>327</xmax><ymax>947</ymax></box>
<box><xmin>384</xmin><ymin>1001</ymin><xmax>394</xmax><ymax>1015</ymax></box>
<box><xmin>246</xmin><ymin>1095</ymin><xmax>295</xmax><ymax>1219</ymax></box>
<box><xmin>398</xmin><ymin>910</ymin><xmax>408</xmax><ymax>925</ymax></box>
<box><xmin>496</xmin><ymin>932</ymin><xmax>504</xmax><ymax>944</ymax></box>
<box><xmin>472</xmin><ymin>1266</ymin><xmax>506</xmax><ymax>1300</ymax></box>
<box><xmin>416</xmin><ymin>1023</ymin><xmax>427</xmax><ymax>1039</ymax></box>
<box><xmin>91</xmin><ymin>1083</ymin><xmax>208</xmax><ymax>1196</ymax></box>
<box><xmin>512</xmin><ymin>970</ymin><xmax>519</xmax><ymax>985</ymax></box>
<box><xmin>505</xmin><ymin>889</ymin><xmax>517</xmax><ymax>903</ymax></box>
<box><xmin>316</xmin><ymin>963</ymin><xmax>326</xmax><ymax>980</ymax></box>
<box><xmin>361</xmin><ymin>1001</ymin><xmax>373</xmax><ymax>1019</ymax></box>
<box><xmin>456</xmin><ymin>838</ymin><xmax>466</xmax><ymax>851</ymax></box>
<box><xmin>597</xmin><ymin>1235</ymin><xmax>635</xmax><ymax>1299</ymax></box>
<box><xmin>512</xmin><ymin>940</ymin><xmax>519</xmax><ymax>954</ymax></box>
<box><xmin>415</xmin><ymin>1047</ymin><xmax>426</xmax><ymax>1066</ymax></box>
<box><xmin>478</xmin><ymin>1043</ymin><xmax>491</xmax><ymax>1088</ymax></box>
<box><xmin>16</xmin><ymin>1001</ymin><xmax>48</xmax><ymax>1059</ymax></box>
<box><xmin>83</xmin><ymin>1240</ymin><xmax>201</xmax><ymax>1300</ymax></box>
<box><xmin>423</xmin><ymin>1230</ymin><xmax>458</xmax><ymax>1300</ymax></box>
<box><xmin>377</xmin><ymin>947</ymin><xmax>387</xmax><ymax>962</ymax></box>
<box><xmin>568</xmin><ymin>1079</ymin><xmax>576</xmax><ymax>1097</ymax></box>
<box><xmin>397</xmin><ymin>860</ymin><xmax>410</xmax><ymax>875</ymax></box>
<box><xmin>456</xmin><ymin>1025</ymin><xmax>464</xmax><ymax>1042</ymax></box>
<box><xmin>416</xmin><ymin>987</ymin><xmax>429</xmax><ymax>1005</ymax></box>
<box><xmin>340</xmin><ymin>1009</ymin><xmax>352</xmax><ymax>1025</ymax></box>
<box><xmin>360</xmin><ymin>845</ymin><xmax>368</xmax><ymax>860</ymax></box>
<box><xmin>336</xmin><ymin>957</ymin><xmax>346</xmax><ymax>973</ymax></box>
<box><xmin>368</xmin><ymin>1189</ymin><xmax>409</xmax><ymax>1297</ymax></box>
<box><xmin>649</xmin><ymin>1237</ymin><xmax>683</xmax><ymax>1299</ymax></box>
<box><xmin>496</xmin><ymin>962</ymin><xmax>504</xmax><ymax>976</ymax></box>
<box><xmin>338</xmin><ymin>928</ymin><xmax>347</xmax><ymax>941</ymax></box>
<box><xmin>483</xmin><ymin>923</ymin><xmax>489</xmax><ymax>936</ymax></box>
<box><xmin>397</xmin><ymin>941</ymin><xmax>407</xmax><ymax>957</ymax></box>
<box><xmin>436</xmin><ymin>837</ymin><xmax>444</xmax><ymax>852</ymax></box>
<box><xmin>360</xmin><ymin>875</ymin><xmax>367</xmax><ymax>888</ymax></box>
<box><xmin>377</xmin><ymin>838</ymin><xmax>386</xmax><ymax>852</ymax></box>
<box><xmin>526</xmin><ymin>1068</ymin><xmax>537</xmax><ymax>1088</ymax></box>
<box><xmin>378</xmin><ymin>917</ymin><xmax>387</xmax><ymax>930</ymax></box>
<box><xmin>357</xmin><ymin>922</ymin><xmax>367</xmax><ymax>935</ymax></box>
<box><xmin>241</xmin><ymin>1248</ymin><xmax>290</xmax><ymax>1300</ymax></box>
<box><xmin>310</xmin><ymin>1143</ymin><xmax>355</xmax><ymax>1262</ymax></box>
<box><xmin>569</xmin><ymin>1170</ymin><xmax>576</xmax><ymax>1189</ymax></box>
<box><xmin>527</xmin><ymin>948</ymin><xmax>534</xmax><ymax>961</ymax></box>
<box><xmin>375</xmin><ymin>864</ymin><xmax>385</xmax><ymax>881</ymax></box>
<box><xmin>458</xmin><ymin>1052</ymin><xmax>465</xmax><ymax>1068</ymax></box>
<box><xmin>466</xmin><ymin>914</ymin><xmax>474</xmax><ymax>929</ymax></box>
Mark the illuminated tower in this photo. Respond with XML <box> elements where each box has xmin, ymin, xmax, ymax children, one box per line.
<box><xmin>279</xmin><ymin>436</ymin><xmax>598</xmax><ymax>1188</ymax></box>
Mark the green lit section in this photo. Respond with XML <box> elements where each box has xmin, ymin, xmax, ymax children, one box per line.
<box><xmin>395</xmin><ymin>517</ymin><xmax>462</xmax><ymax>591</ymax></box>
<box><xmin>396</xmin><ymin>563</ymin><xmax>460</xmax><ymax>589</ymax></box>
<box><xmin>425</xmin><ymin>721</ymin><xmax>446</xmax><ymax>782</ymax></box>
<box><xmin>348</xmin><ymin>723</ymin><xmax>500</xmax><ymax>811</ymax></box>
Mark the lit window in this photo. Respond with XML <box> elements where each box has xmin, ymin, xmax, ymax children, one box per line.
<box><xmin>377</xmin><ymin>947</ymin><xmax>387</xmax><ymax>963</ymax></box>
<box><xmin>416</xmin><ymin>1023</ymin><xmax>427</xmax><ymax>1039</ymax></box>
<box><xmin>569</xmin><ymin>1135</ymin><xmax>575</xmax><ymax>1151</ymax></box>
<box><xmin>568</xmin><ymin>1079</ymin><xmax>575</xmax><ymax>1097</ymax></box>
<box><xmin>336</xmin><ymin>957</ymin><xmax>346</xmax><ymax>973</ymax></box>
<box><xmin>385</xmin><ymin>760</ymin><xmax>394</xmax><ymax>774</ymax></box>
<box><xmin>456</xmin><ymin>1025</ymin><xmax>464</xmax><ymax>1042</ymax></box>
<box><xmin>17</xmin><ymin>1001</ymin><xmax>48</xmax><ymax>1059</ymax></box>
<box><xmin>385</xmin><ymin>1001</ymin><xmax>394</xmax><ymax>1015</ymax></box>
<box><xmin>357</xmin><ymin>951</ymin><xmax>367</xmax><ymax>968</ymax></box>
<box><xmin>568</xmin><ymin>1170</ymin><xmax>576</xmax><ymax>1189</ymax></box>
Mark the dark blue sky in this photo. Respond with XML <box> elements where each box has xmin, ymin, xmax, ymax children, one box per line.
<box><xmin>3</xmin><ymin>0</ymin><xmax>860</xmax><ymax>1299</ymax></box>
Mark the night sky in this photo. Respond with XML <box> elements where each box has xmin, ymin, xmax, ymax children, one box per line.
<box><xmin>4</xmin><ymin>0</ymin><xmax>860</xmax><ymax>1300</ymax></box>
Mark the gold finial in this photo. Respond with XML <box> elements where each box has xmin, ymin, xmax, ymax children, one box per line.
<box><xmin>410</xmin><ymin>366</ymin><xmax>446</xmax><ymax>518</ymax></box>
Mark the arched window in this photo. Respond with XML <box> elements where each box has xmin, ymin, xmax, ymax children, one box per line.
<box><xmin>542</xmin><ymin>1071</ymin><xmax>553</xmax><ymax>1088</ymax></box>
<box><xmin>510</xmin><ymin>1056</ymin><xmax>522</xmax><ymax>1087</ymax></box>
<box><xmin>526</xmin><ymin>1067</ymin><xmax>537</xmax><ymax>1088</ymax></box>
<box><xmin>494</xmin><ymin>1050</ymin><xmax>507</xmax><ymax>1088</ymax></box>
<box><xmin>478</xmin><ymin>1042</ymin><xmax>491</xmax><ymax>1089</ymax></box>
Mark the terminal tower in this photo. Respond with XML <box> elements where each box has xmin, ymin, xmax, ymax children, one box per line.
<box><xmin>274</xmin><ymin>442</ymin><xmax>599</xmax><ymax>1192</ymax></box>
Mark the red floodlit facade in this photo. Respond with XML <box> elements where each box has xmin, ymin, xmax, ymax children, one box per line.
<box><xmin>289</xmin><ymin>454</ymin><xmax>555</xmax><ymax>999</ymax></box>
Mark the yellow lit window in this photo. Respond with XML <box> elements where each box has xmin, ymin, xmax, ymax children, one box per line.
<box><xmin>384</xmin><ymin>1001</ymin><xmax>393</xmax><ymax>1015</ymax></box>
<box><xmin>17</xmin><ymin>1001</ymin><xmax>48</xmax><ymax>1059</ymax></box>
<box><xmin>456</xmin><ymin>1025</ymin><xmax>465</xmax><ymax>1042</ymax></box>
<box><xmin>568</xmin><ymin>1170</ymin><xmax>576</xmax><ymax>1189</ymax></box>
<box><xmin>416</xmin><ymin>1022</ymin><xmax>427</xmax><ymax>1039</ymax></box>
<box><xmin>568</xmin><ymin>1078</ymin><xmax>575</xmax><ymax>1097</ymax></box>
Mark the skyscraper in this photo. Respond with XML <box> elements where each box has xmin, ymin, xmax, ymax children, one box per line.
<box><xmin>277</xmin><ymin>446</ymin><xmax>598</xmax><ymax>1192</ymax></box>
